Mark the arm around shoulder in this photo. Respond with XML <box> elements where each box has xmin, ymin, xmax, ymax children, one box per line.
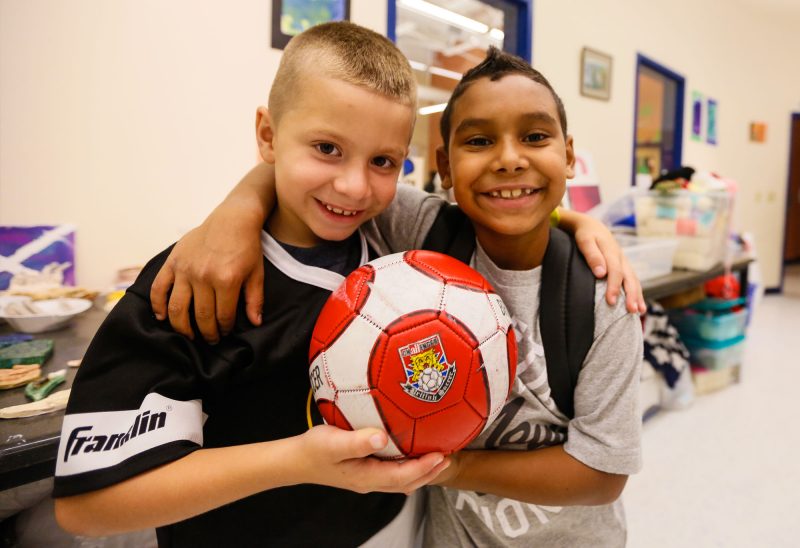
<box><xmin>150</xmin><ymin>162</ymin><xmax>278</xmax><ymax>342</ymax></box>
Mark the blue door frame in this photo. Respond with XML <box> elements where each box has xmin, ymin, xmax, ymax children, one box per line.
<box><xmin>632</xmin><ymin>54</ymin><xmax>685</xmax><ymax>184</ymax></box>
<box><xmin>388</xmin><ymin>0</ymin><xmax>533</xmax><ymax>62</ymax></box>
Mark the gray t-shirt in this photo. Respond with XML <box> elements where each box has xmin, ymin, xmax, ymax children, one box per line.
<box><xmin>363</xmin><ymin>185</ymin><xmax>643</xmax><ymax>547</ymax></box>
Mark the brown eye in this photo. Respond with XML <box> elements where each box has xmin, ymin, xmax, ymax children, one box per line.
<box><xmin>315</xmin><ymin>143</ymin><xmax>341</xmax><ymax>156</ymax></box>
<box><xmin>372</xmin><ymin>156</ymin><xmax>394</xmax><ymax>168</ymax></box>
<box><xmin>524</xmin><ymin>133</ymin><xmax>547</xmax><ymax>143</ymax></box>
<box><xmin>466</xmin><ymin>137</ymin><xmax>491</xmax><ymax>147</ymax></box>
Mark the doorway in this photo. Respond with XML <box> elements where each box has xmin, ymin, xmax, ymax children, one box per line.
<box><xmin>388</xmin><ymin>0</ymin><xmax>532</xmax><ymax>192</ymax></box>
<box><xmin>782</xmin><ymin>113</ymin><xmax>800</xmax><ymax>296</ymax></box>
<box><xmin>632</xmin><ymin>55</ymin><xmax>684</xmax><ymax>184</ymax></box>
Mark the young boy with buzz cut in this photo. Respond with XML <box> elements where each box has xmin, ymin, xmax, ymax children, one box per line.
<box><xmin>52</xmin><ymin>22</ymin><xmax>451</xmax><ymax>548</ymax></box>
<box><xmin>152</xmin><ymin>48</ymin><xmax>644</xmax><ymax>546</ymax></box>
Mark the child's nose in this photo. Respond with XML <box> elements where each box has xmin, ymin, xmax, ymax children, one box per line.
<box><xmin>333</xmin><ymin>165</ymin><xmax>370</xmax><ymax>200</ymax></box>
<box><xmin>493</xmin><ymin>139</ymin><xmax>530</xmax><ymax>174</ymax></box>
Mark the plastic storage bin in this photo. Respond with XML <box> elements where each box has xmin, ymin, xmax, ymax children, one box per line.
<box><xmin>682</xmin><ymin>335</ymin><xmax>745</xmax><ymax>370</ymax></box>
<box><xmin>671</xmin><ymin>298</ymin><xmax>748</xmax><ymax>342</ymax></box>
<box><xmin>691</xmin><ymin>364</ymin><xmax>741</xmax><ymax>395</ymax></box>
<box><xmin>634</xmin><ymin>190</ymin><xmax>732</xmax><ymax>270</ymax></box>
<box><xmin>615</xmin><ymin>234</ymin><xmax>678</xmax><ymax>281</ymax></box>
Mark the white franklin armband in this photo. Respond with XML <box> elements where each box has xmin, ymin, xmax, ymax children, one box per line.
<box><xmin>56</xmin><ymin>393</ymin><xmax>205</xmax><ymax>477</ymax></box>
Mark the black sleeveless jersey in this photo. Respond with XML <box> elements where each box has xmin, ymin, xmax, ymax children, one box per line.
<box><xmin>53</xmin><ymin>231</ymin><xmax>405</xmax><ymax>547</ymax></box>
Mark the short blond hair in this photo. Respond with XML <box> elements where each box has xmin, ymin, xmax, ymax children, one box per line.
<box><xmin>268</xmin><ymin>21</ymin><xmax>416</xmax><ymax>125</ymax></box>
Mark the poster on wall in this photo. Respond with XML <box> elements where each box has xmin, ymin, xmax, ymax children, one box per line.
<box><xmin>706</xmin><ymin>98</ymin><xmax>718</xmax><ymax>145</ymax></box>
<box><xmin>271</xmin><ymin>0</ymin><xmax>350</xmax><ymax>50</ymax></box>
<box><xmin>691</xmin><ymin>91</ymin><xmax>703</xmax><ymax>141</ymax></box>
<box><xmin>0</xmin><ymin>225</ymin><xmax>76</xmax><ymax>290</ymax></box>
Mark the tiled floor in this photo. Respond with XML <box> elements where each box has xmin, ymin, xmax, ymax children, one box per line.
<box><xmin>625</xmin><ymin>274</ymin><xmax>800</xmax><ymax>547</ymax></box>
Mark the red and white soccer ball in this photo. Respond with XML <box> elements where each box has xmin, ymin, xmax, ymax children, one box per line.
<box><xmin>309</xmin><ymin>250</ymin><xmax>517</xmax><ymax>459</ymax></box>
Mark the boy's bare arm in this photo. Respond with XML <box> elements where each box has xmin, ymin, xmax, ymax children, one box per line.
<box><xmin>433</xmin><ymin>444</ymin><xmax>627</xmax><ymax>506</ymax></box>
<box><xmin>150</xmin><ymin>162</ymin><xmax>276</xmax><ymax>343</ymax></box>
<box><xmin>56</xmin><ymin>425</ymin><xmax>449</xmax><ymax>537</ymax></box>
<box><xmin>150</xmin><ymin>173</ymin><xmax>644</xmax><ymax>343</ymax></box>
<box><xmin>557</xmin><ymin>208</ymin><xmax>646</xmax><ymax>315</ymax></box>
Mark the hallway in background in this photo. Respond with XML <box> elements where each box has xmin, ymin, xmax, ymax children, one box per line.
<box><xmin>625</xmin><ymin>292</ymin><xmax>800</xmax><ymax>547</ymax></box>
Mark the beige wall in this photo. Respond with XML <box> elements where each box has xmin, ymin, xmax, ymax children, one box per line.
<box><xmin>1</xmin><ymin>0</ymin><xmax>797</xmax><ymax>288</ymax></box>
<box><xmin>533</xmin><ymin>0</ymin><xmax>800</xmax><ymax>288</ymax></box>
<box><xmin>0</xmin><ymin>0</ymin><xmax>386</xmax><ymax>289</ymax></box>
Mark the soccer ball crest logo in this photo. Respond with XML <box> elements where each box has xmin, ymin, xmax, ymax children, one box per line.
<box><xmin>399</xmin><ymin>334</ymin><xmax>455</xmax><ymax>402</ymax></box>
<box><xmin>309</xmin><ymin>250</ymin><xmax>517</xmax><ymax>459</ymax></box>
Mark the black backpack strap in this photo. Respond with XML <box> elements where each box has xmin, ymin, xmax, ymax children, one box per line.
<box><xmin>540</xmin><ymin>227</ymin><xmax>596</xmax><ymax>419</ymax></box>
<box><xmin>420</xmin><ymin>203</ymin><xmax>476</xmax><ymax>264</ymax></box>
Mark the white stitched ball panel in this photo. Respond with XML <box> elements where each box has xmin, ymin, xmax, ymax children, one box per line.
<box><xmin>323</xmin><ymin>315</ymin><xmax>382</xmax><ymax>390</ymax></box>
<box><xmin>442</xmin><ymin>284</ymin><xmax>499</xmax><ymax>344</ymax></box>
<box><xmin>359</xmin><ymin>261</ymin><xmax>444</xmax><ymax>329</ymax></box>
<box><xmin>335</xmin><ymin>390</ymin><xmax>402</xmax><ymax>458</ymax></box>
<box><xmin>487</xmin><ymin>292</ymin><xmax>513</xmax><ymax>332</ymax></box>
<box><xmin>477</xmin><ymin>330</ymin><xmax>512</xmax><ymax>428</ymax></box>
<box><xmin>309</xmin><ymin>353</ymin><xmax>335</xmax><ymax>401</ymax></box>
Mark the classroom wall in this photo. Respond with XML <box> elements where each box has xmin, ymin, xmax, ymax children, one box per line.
<box><xmin>533</xmin><ymin>0</ymin><xmax>800</xmax><ymax>288</ymax></box>
<box><xmin>1</xmin><ymin>0</ymin><xmax>797</xmax><ymax>289</ymax></box>
<box><xmin>0</xmin><ymin>0</ymin><xmax>386</xmax><ymax>289</ymax></box>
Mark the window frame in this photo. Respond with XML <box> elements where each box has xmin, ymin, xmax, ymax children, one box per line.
<box><xmin>387</xmin><ymin>0</ymin><xmax>532</xmax><ymax>62</ymax></box>
<box><xmin>632</xmin><ymin>54</ymin><xmax>685</xmax><ymax>185</ymax></box>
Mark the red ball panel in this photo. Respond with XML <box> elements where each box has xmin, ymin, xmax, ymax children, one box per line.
<box><xmin>309</xmin><ymin>264</ymin><xmax>375</xmax><ymax>362</ymax></box>
<box><xmin>367</xmin><ymin>310</ymin><xmax>442</xmax><ymax>394</ymax></box>
<box><xmin>369</xmin><ymin>393</ymin><xmax>417</xmax><ymax>455</ymax></box>
<box><xmin>463</xmin><ymin>348</ymin><xmax>491</xmax><ymax>419</ymax></box>
<box><xmin>411</xmin><ymin>400</ymin><xmax>486</xmax><ymax>455</ymax></box>
<box><xmin>369</xmin><ymin>312</ymin><xmax>478</xmax><ymax>431</ymax></box>
<box><xmin>506</xmin><ymin>328</ymin><xmax>518</xmax><ymax>397</ymax></box>
<box><xmin>316</xmin><ymin>399</ymin><xmax>354</xmax><ymax>431</ymax></box>
<box><xmin>404</xmin><ymin>250</ymin><xmax>492</xmax><ymax>292</ymax></box>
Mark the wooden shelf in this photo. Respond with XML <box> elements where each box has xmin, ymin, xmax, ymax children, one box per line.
<box><xmin>642</xmin><ymin>256</ymin><xmax>753</xmax><ymax>301</ymax></box>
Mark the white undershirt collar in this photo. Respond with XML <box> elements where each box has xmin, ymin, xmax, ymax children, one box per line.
<box><xmin>260</xmin><ymin>229</ymin><xmax>369</xmax><ymax>292</ymax></box>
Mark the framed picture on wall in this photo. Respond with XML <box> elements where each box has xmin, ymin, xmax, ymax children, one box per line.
<box><xmin>580</xmin><ymin>47</ymin><xmax>612</xmax><ymax>100</ymax></box>
<box><xmin>691</xmin><ymin>91</ymin><xmax>704</xmax><ymax>141</ymax></box>
<box><xmin>271</xmin><ymin>0</ymin><xmax>351</xmax><ymax>50</ymax></box>
<box><xmin>707</xmin><ymin>98</ymin><xmax>718</xmax><ymax>145</ymax></box>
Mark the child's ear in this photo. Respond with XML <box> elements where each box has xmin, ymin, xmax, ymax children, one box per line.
<box><xmin>256</xmin><ymin>107</ymin><xmax>277</xmax><ymax>164</ymax></box>
<box><xmin>564</xmin><ymin>135</ymin><xmax>576</xmax><ymax>180</ymax></box>
<box><xmin>435</xmin><ymin>146</ymin><xmax>453</xmax><ymax>190</ymax></box>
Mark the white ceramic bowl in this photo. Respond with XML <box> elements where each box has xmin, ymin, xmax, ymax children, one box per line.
<box><xmin>0</xmin><ymin>295</ymin><xmax>34</xmax><ymax>325</ymax></box>
<box><xmin>0</xmin><ymin>297</ymin><xmax>92</xmax><ymax>333</ymax></box>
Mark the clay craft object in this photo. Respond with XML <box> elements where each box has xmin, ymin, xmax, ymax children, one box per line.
<box><xmin>0</xmin><ymin>340</ymin><xmax>54</xmax><ymax>369</ymax></box>
<box><xmin>0</xmin><ymin>334</ymin><xmax>34</xmax><ymax>349</ymax></box>
<box><xmin>25</xmin><ymin>369</ymin><xmax>66</xmax><ymax>401</ymax></box>
<box><xmin>0</xmin><ymin>364</ymin><xmax>42</xmax><ymax>389</ymax></box>
<box><xmin>0</xmin><ymin>389</ymin><xmax>71</xmax><ymax>419</ymax></box>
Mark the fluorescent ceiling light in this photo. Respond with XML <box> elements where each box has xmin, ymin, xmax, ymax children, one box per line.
<box><xmin>428</xmin><ymin>66</ymin><xmax>463</xmax><ymax>81</ymax></box>
<box><xmin>489</xmin><ymin>28</ymin><xmax>505</xmax><ymax>41</ymax></box>
<box><xmin>409</xmin><ymin>60</ymin><xmax>463</xmax><ymax>82</ymax></box>
<box><xmin>419</xmin><ymin>103</ymin><xmax>447</xmax><ymax>116</ymax></box>
<box><xmin>398</xmin><ymin>0</ymin><xmax>489</xmax><ymax>34</ymax></box>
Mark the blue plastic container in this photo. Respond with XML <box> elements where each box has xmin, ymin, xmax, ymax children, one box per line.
<box><xmin>671</xmin><ymin>297</ymin><xmax>748</xmax><ymax>342</ymax></box>
<box><xmin>682</xmin><ymin>335</ymin><xmax>745</xmax><ymax>370</ymax></box>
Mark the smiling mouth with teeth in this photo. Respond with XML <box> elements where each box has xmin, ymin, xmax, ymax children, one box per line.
<box><xmin>487</xmin><ymin>188</ymin><xmax>540</xmax><ymax>199</ymax></box>
<box><xmin>323</xmin><ymin>203</ymin><xmax>360</xmax><ymax>216</ymax></box>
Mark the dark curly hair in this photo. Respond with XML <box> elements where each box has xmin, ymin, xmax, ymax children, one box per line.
<box><xmin>439</xmin><ymin>47</ymin><xmax>567</xmax><ymax>149</ymax></box>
